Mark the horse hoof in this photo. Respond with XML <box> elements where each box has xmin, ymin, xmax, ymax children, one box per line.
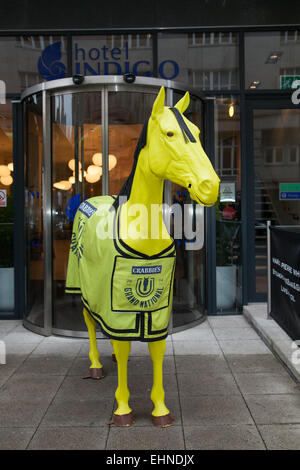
<box><xmin>107</xmin><ymin>412</ymin><xmax>135</xmax><ymax>427</ymax></box>
<box><xmin>112</xmin><ymin>353</ymin><xmax>117</xmax><ymax>363</ymax></box>
<box><xmin>82</xmin><ymin>368</ymin><xmax>104</xmax><ymax>380</ymax></box>
<box><xmin>152</xmin><ymin>414</ymin><xmax>174</xmax><ymax>428</ymax></box>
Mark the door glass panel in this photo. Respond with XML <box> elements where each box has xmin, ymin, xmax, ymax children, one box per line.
<box><xmin>52</xmin><ymin>92</ymin><xmax>102</xmax><ymax>330</ymax></box>
<box><xmin>171</xmin><ymin>94</ymin><xmax>205</xmax><ymax>327</ymax></box>
<box><xmin>25</xmin><ymin>94</ymin><xmax>44</xmax><ymax>325</ymax></box>
<box><xmin>253</xmin><ymin>108</ymin><xmax>300</xmax><ymax>295</ymax></box>
<box><xmin>0</xmin><ymin>100</ymin><xmax>14</xmax><ymax>313</ymax></box>
<box><xmin>108</xmin><ymin>91</ymin><xmax>156</xmax><ymax>195</ymax></box>
<box><xmin>214</xmin><ymin>97</ymin><xmax>242</xmax><ymax>312</ymax></box>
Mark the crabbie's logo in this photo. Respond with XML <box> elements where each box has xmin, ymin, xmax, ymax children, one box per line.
<box><xmin>123</xmin><ymin>267</ymin><xmax>165</xmax><ymax>308</ymax></box>
<box><xmin>131</xmin><ymin>265</ymin><xmax>162</xmax><ymax>275</ymax></box>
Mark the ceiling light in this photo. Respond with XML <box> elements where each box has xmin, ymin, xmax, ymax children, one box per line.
<box><xmin>265</xmin><ymin>51</ymin><xmax>282</xmax><ymax>64</ymax></box>
<box><xmin>92</xmin><ymin>152</ymin><xmax>102</xmax><ymax>166</ymax></box>
<box><xmin>87</xmin><ymin>165</ymin><xmax>102</xmax><ymax>176</ymax></box>
<box><xmin>228</xmin><ymin>104</ymin><xmax>235</xmax><ymax>118</ymax></box>
<box><xmin>53</xmin><ymin>180</ymin><xmax>72</xmax><ymax>190</ymax></box>
<box><xmin>7</xmin><ymin>162</ymin><xmax>14</xmax><ymax>172</ymax></box>
<box><xmin>0</xmin><ymin>165</ymin><xmax>11</xmax><ymax>177</ymax></box>
<box><xmin>0</xmin><ymin>175</ymin><xmax>13</xmax><ymax>186</ymax></box>
<box><xmin>68</xmin><ymin>159</ymin><xmax>82</xmax><ymax>171</ymax></box>
<box><xmin>86</xmin><ymin>173</ymin><xmax>101</xmax><ymax>183</ymax></box>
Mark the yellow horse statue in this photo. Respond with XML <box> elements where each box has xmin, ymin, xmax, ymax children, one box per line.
<box><xmin>66</xmin><ymin>87</ymin><xmax>220</xmax><ymax>427</ymax></box>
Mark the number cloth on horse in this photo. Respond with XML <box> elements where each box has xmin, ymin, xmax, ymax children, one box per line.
<box><xmin>65</xmin><ymin>195</ymin><xmax>176</xmax><ymax>342</ymax></box>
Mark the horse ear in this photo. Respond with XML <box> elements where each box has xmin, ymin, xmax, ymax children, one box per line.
<box><xmin>151</xmin><ymin>87</ymin><xmax>165</xmax><ymax>118</ymax></box>
<box><xmin>174</xmin><ymin>92</ymin><xmax>190</xmax><ymax>113</ymax></box>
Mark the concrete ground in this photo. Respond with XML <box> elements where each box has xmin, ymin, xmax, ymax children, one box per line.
<box><xmin>0</xmin><ymin>315</ymin><xmax>299</xmax><ymax>450</ymax></box>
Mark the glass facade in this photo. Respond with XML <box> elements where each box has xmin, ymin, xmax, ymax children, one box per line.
<box><xmin>0</xmin><ymin>99</ymin><xmax>14</xmax><ymax>312</ymax></box>
<box><xmin>1</xmin><ymin>27</ymin><xmax>300</xmax><ymax>321</ymax></box>
<box><xmin>245</xmin><ymin>31</ymin><xmax>300</xmax><ymax>89</ymax></box>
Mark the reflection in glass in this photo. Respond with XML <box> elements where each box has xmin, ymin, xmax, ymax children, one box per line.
<box><xmin>214</xmin><ymin>97</ymin><xmax>242</xmax><ymax>312</ymax></box>
<box><xmin>0</xmin><ymin>100</ymin><xmax>14</xmax><ymax>312</ymax></box>
<box><xmin>52</xmin><ymin>93</ymin><xmax>102</xmax><ymax>330</ymax></box>
<box><xmin>25</xmin><ymin>94</ymin><xmax>44</xmax><ymax>325</ymax></box>
<box><xmin>158</xmin><ymin>32</ymin><xmax>239</xmax><ymax>90</ymax></box>
<box><xmin>108</xmin><ymin>92</ymin><xmax>156</xmax><ymax>195</ymax></box>
<box><xmin>253</xmin><ymin>109</ymin><xmax>300</xmax><ymax>295</ymax></box>
<box><xmin>245</xmin><ymin>31</ymin><xmax>300</xmax><ymax>89</ymax></box>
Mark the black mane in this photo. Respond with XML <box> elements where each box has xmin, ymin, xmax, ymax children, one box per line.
<box><xmin>111</xmin><ymin>117</ymin><xmax>149</xmax><ymax>211</ymax></box>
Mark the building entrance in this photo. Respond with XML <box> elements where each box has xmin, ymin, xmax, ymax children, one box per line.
<box><xmin>246</xmin><ymin>96</ymin><xmax>300</xmax><ymax>302</ymax></box>
<box><xmin>21</xmin><ymin>76</ymin><xmax>208</xmax><ymax>337</ymax></box>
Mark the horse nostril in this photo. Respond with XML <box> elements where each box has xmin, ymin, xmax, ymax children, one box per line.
<box><xmin>188</xmin><ymin>183</ymin><xmax>192</xmax><ymax>188</ymax></box>
<box><xmin>201</xmin><ymin>179</ymin><xmax>212</xmax><ymax>194</ymax></box>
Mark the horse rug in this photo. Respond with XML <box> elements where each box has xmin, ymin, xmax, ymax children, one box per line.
<box><xmin>65</xmin><ymin>195</ymin><xmax>176</xmax><ymax>342</ymax></box>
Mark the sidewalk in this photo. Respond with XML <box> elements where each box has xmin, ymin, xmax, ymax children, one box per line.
<box><xmin>0</xmin><ymin>315</ymin><xmax>299</xmax><ymax>450</ymax></box>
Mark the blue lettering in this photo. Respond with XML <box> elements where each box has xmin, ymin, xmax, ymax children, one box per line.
<box><xmin>89</xmin><ymin>48</ymin><xmax>100</xmax><ymax>61</ymax></box>
<box><xmin>111</xmin><ymin>47</ymin><xmax>121</xmax><ymax>60</ymax></box>
<box><xmin>159</xmin><ymin>60</ymin><xmax>179</xmax><ymax>80</ymax></box>
<box><xmin>74</xmin><ymin>43</ymin><xmax>85</xmax><ymax>61</ymax></box>
<box><xmin>104</xmin><ymin>62</ymin><xmax>122</xmax><ymax>75</ymax></box>
<box><xmin>133</xmin><ymin>61</ymin><xmax>151</xmax><ymax>77</ymax></box>
<box><xmin>83</xmin><ymin>63</ymin><xmax>101</xmax><ymax>75</ymax></box>
<box><xmin>101</xmin><ymin>45</ymin><xmax>109</xmax><ymax>60</ymax></box>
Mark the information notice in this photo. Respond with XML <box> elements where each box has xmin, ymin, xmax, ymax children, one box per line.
<box><xmin>270</xmin><ymin>226</ymin><xmax>300</xmax><ymax>341</ymax></box>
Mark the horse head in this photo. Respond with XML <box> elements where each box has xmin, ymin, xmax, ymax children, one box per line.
<box><xmin>148</xmin><ymin>87</ymin><xmax>220</xmax><ymax>207</ymax></box>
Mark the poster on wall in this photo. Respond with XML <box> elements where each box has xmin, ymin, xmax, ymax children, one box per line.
<box><xmin>0</xmin><ymin>189</ymin><xmax>7</xmax><ymax>207</ymax></box>
<box><xmin>270</xmin><ymin>226</ymin><xmax>300</xmax><ymax>341</ymax></box>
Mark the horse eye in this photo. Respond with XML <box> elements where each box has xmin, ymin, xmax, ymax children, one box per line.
<box><xmin>167</xmin><ymin>131</ymin><xmax>174</xmax><ymax>137</ymax></box>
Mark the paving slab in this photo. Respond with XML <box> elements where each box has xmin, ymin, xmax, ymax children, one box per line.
<box><xmin>184</xmin><ymin>424</ymin><xmax>265</xmax><ymax>450</ymax></box>
<box><xmin>0</xmin><ymin>427</ymin><xmax>36</xmax><ymax>450</ymax></box>
<box><xmin>258</xmin><ymin>424</ymin><xmax>300</xmax><ymax>450</ymax></box>
<box><xmin>226</xmin><ymin>354</ymin><xmax>290</xmax><ymax>375</ymax></box>
<box><xmin>41</xmin><ymin>397</ymin><xmax>115</xmax><ymax>427</ymax></box>
<box><xmin>175</xmin><ymin>355</ymin><xmax>230</xmax><ymax>375</ymax></box>
<box><xmin>177</xmin><ymin>372</ymin><xmax>241</xmax><ymax>396</ymax></box>
<box><xmin>213</xmin><ymin>327</ymin><xmax>260</xmax><ymax>341</ymax></box>
<box><xmin>219</xmin><ymin>339</ymin><xmax>271</xmax><ymax>355</ymax></box>
<box><xmin>208</xmin><ymin>316</ymin><xmax>251</xmax><ymax>329</ymax></box>
<box><xmin>27</xmin><ymin>426</ymin><xmax>108</xmax><ymax>450</ymax></box>
<box><xmin>19</xmin><ymin>355</ymin><xmax>74</xmax><ymax>376</ymax></box>
<box><xmin>234</xmin><ymin>372</ymin><xmax>300</xmax><ymax>395</ymax></box>
<box><xmin>107</xmin><ymin>425</ymin><xmax>185</xmax><ymax>450</ymax></box>
<box><xmin>173</xmin><ymin>340</ymin><xmax>222</xmax><ymax>355</ymax></box>
<box><xmin>244</xmin><ymin>394</ymin><xmax>300</xmax><ymax>424</ymax></box>
<box><xmin>181</xmin><ymin>394</ymin><xmax>254</xmax><ymax>425</ymax></box>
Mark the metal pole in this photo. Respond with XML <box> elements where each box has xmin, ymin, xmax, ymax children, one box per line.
<box><xmin>42</xmin><ymin>90</ymin><xmax>52</xmax><ymax>335</ymax></box>
<box><xmin>267</xmin><ymin>220</ymin><xmax>271</xmax><ymax>319</ymax></box>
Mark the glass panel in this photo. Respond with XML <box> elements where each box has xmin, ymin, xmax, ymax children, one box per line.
<box><xmin>108</xmin><ymin>91</ymin><xmax>156</xmax><ymax>195</ymax></box>
<box><xmin>0</xmin><ymin>36</ymin><xmax>68</xmax><ymax>93</ymax></box>
<box><xmin>171</xmin><ymin>93</ymin><xmax>205</xmax><ymax>328</ymax></box>
<box><xmin>72</xmin><ymin>35</ymin><xmax>153</xmax><ymax>77</ymax></box>
<box><xmin>52</xmin><ymin>92</ymin><xmax>102</xmax><ymax>330</ymax></box>
<box><xmin>0</xmin><ymin>99</ymin><xmax>14</xmax><ymax>312</ymax></box>
<box><xmin>214</xmin><ymin>97</ymin><xmax>242</xmax><ymax>312</ymax></box>
<box><xmin>157</xmin><ymin>32</ymin><xmax>239</xmax><ymax>90</ymax></box>
<box><xmin>253</xmin><ymin>108</ymin><xmax>300</xmax><ymax>295</ymax></box>
<box><xmin>245</xmin><ymin>31</ymin><xmax>300</xmax><ymax>89</ymax></box>
<box><xmin>25</xmin><ymin>93</ymin><xmax>44</xmax><ymax>326</ymax></box>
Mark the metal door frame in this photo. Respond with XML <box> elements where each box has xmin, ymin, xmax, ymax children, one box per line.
<box><xmin>245</xmin><ymin>92</ymin><xmax>300</xmax><ymax>303</ymax></box>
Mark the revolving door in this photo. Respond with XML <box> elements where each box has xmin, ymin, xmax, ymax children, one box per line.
<box><xmin>22</xmin><ymin>76</ymin><xmax>207</xmax><ymax>337</ymax></box>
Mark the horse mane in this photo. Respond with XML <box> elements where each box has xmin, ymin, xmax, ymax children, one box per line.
<box><xmin>111</xmin><ymin>117</ymin><xmax>149</xmax><ymax>211</ymax></box>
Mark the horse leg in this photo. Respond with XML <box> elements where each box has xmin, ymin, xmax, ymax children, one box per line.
<box><xmin>82</xmin><ymin>308</ymin><xmax>104</xmax><ymax>379</ymax></box>
<box><xmin>110</xmin><ymin>340</ymin><xmax>134</xmax><ymax>426</ymax></box>
<box><xmin>110</xmin><ymin>339</ymin><xmax>117</xmax><ymax>362</ymax></box>
<box><xmin>148</xmin><ymin>339</ymin><xmax>174</xmax><ymax>427</ymax></box>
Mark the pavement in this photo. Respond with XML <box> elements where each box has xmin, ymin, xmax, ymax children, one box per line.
<box><xmin>0</xmin><ymin>314</ymin><xmax>299</xmax><ymax>450</ymax></box>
